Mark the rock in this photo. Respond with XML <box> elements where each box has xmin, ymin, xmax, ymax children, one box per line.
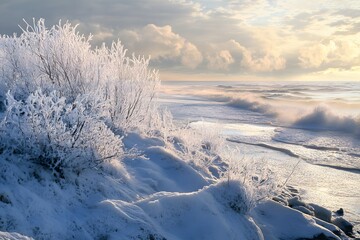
<box><xmin>309</xmin><ymin>203</ymin><xmax>332</xmax><ymax>223</ymax></box>
<box><xmin>300</xmin><ymin>233</ymin><xmax>337</xmax><ymax>240</ymax></box>
<box><xmin>332</xmin><ymin>217</ymin><xmax>354</xmax><ymax>236</ymax></box>
<box><xmin>280</xmin><ymin>191</ymin><xmax>293</xmax><ymax>199</ymax></box>
<box><xmin>288</xmin><ymin>196</ymin><xmax>306</xmax><ymax>207</ymax></box>
<box><xmin>313</xmin><ymin>218</ymin><xmax>342</xmax><ymax>237</ymax></box>
<box><xmin>0</xmin><ymin>194</ymin><xmax>11</xmax><ymax>204</ymax></box>
<box><xmin>334</xmin><ymin>208</ymin><xmax>343</xmax><ymax>216</ymax></box>
<box><xmin>293</xmin><ymin>206</ymin><xmax>314</xmax><ymax>216</ymax></box>
<box><xmin>272</xmin><ymin>196</ymin><xmax>288</xmax><ymax>206</ymax></box>
<box><xmin>288</xmin><ymin>197</ymin><xmax>314</xmax><ymax>211</ymax></box>
<box><xmin>287</xmin><ymin>185</ymin><xmax>299</xmax><ymax>194</ymax></box>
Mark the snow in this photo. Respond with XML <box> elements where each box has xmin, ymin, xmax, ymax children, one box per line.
<box><xmin>124</xmin><ymin>146</ymin><xmax>209</xmax><ymax>193</ymax></box>
<box><xmin>0</xmin><ymin>132</ymin><xmax>352</xmax><ymax>240</ymax></box>
<box><xmin>135</xmin><ymin>183</ymin><xmax>264</xmax><ymax>240</ymax></box>
<box><xmin>0</xmin><ymin>231</ymin><xmax>33</xmax><ymax>240</ymax></box>
<box><xmin>251</xmin><ymin>200</ymin><xmax>341</xmax><ymax>240</ymax></box>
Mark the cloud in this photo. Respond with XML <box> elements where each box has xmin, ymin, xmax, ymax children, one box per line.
<box><xmin>333</xmin><ymin>8</ymin><xmax>360</xmax><ymax>18</ymax></box>
<box><xmin>299</xmin><ymin>38</ymin><xmax>360</xmax><ymax>69</ymax></box>
<box><xmin>120</xmin><ymin>24</ymin><xmax>203</xmax><ymax>69</ymax></box>
<box><xmin>298</xmin><ymin>44</ymin><xmax>329</xmax><ymax>68</ymax></box>
<box><xmin>180</xmin><ymin>41</ymin><xmax>203</xmax><ymax>69</ymax></box>
<box><xmin>334</xmin><ymin>22</ymin><xmax>360</xmax><ymax>35</ymax></box>
<box><xmin>225</xmin><ymin>40</ymin><xmax>286</xmax><ymax>72</ymax></box>
<box><xmin>0</xmin><ymin>0</ymin><xmax>202</xmax><ymax>36</ymax></box>
<box><xmin>0</xmin><ymin>0</ymin><xmax>359</xmax><ymax>79</ymax></box>
<box><xmin>207</xmin><ymin>50</ymin><xmax>234</xmax><ymax>71</ymax></box>
<box><xmin>241</xmin><ymin>52</ymin><xmax>287</xmax><ymax>72</ymax></box>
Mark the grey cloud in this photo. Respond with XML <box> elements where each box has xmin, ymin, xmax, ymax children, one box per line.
<box><xmin>329</xmin><ymin>20</ymin><xmax>351</xmax><ymax>27</ymax></box>
<box><xmin>285</xmin><ymin>12</ymin><xmax>314</xmax><ymax>31</ymax></box>
<box><xmin>333</xmin><ymin>8</ymin><xmax>360</xmax><ymax>18</ymax></box>
<box><xmin>0</xmin><ymin>0</ymin><xmax>199</xmax><ymax>36</ymax></box>
<box><xmin>285</xmin><ymin>10</ymin><xmax>332</xmax><ymax>31</ymax></box>
<box><xmin>334</xmin><ymin>22</ymin><xmax>360</xmax><ymax>35</ymax></box>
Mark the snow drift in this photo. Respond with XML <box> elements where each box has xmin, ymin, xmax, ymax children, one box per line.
<box><xmin>0</xmin><ymin>132</ymin><xmax>344</xmax><ymax>240</ymax></box>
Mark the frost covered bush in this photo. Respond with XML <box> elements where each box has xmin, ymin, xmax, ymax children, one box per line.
<box><xmin>166</xmin><ymin>122</ymin><xmax>225</xmax><ymax>172</ymax></box>
<box><xmin>145</xmin><ymin>108</ymin><xmax>174</xmax><ymax>138</ymax></box>
<box><xmin>220</xmin><ymin>146</ymin><xmax>278</xmax><ymax>209</ymax></box>
<box><xmin>0</xmin><ymin>19</ymin><xmax>92</xmax><ymax>100</ymax></box>
<box><xmin>210</xmin><ymin>180</ymin><xmax>256</xmax><ymax>214</ymax></box>
<box><xmin>0</xmin><ymin>19</ymin><xmax>160</xmax><ymax>130</ymax></box>
<box><xmin>0</xmin><ymin>90</ymin><xmax>123</xmax><ymax>177</ymax></box>
<box><xmin>102</xmin><ymin>45</ymin><xmax>160</xmax><ymax>130</ymax></box>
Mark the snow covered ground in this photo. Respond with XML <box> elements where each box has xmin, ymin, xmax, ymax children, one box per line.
<box><xmin>0</xmin><ymin>131</ymin><xmax>353</xmax><ymax>239</ymax></box>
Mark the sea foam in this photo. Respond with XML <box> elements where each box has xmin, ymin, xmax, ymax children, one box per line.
<box><xmin>293</xmin><ymin>106</ymin><xmax>360</xmax><ymax>137</ymax></box>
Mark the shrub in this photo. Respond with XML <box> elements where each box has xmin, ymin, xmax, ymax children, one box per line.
<box><xmin>210</xmin><ymin>180</ymin><xmax>255</xmax><ymax>214</ymax></box>
<box><xmin>0</xmin><ymin>19</ymin><xmax>92</xmax><ymax>100</ymax></box>
<box><xmin>0</xmin><ymin>90</ymin><xmax>123</xmax><ymax>177</ymax></box>
<box><xmin>220</xmin><ymin>146</ymin><xmax>278</xmax><ymax>208</ymax></box>
<box><xmin>145</xmin><ymin>107</ymin><xmax>174</xmax><ymax>138</ymax></box>
<box><xmin>0</xmin><ymin>19</ymin><xmax>160</xmax><ymax>131</ymax></box>
<box><xmin>101</xmin><ymin>42</ymin><xmax>160</xmax><ymax>130</ymax></box>
<box><xmin>166</xmin><ymin>122</ymin><xmax>225</xmax><ymax>173</ymax></box>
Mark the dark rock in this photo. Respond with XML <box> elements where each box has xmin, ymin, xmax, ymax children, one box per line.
<box><xmin>0</xmin><ymin>194</ymin><xmax>11</xmax><ymax>204</ymax></box>
<box><xmin>332</xmin><ymin>217</ymin><xmax>354</xmax><ymax>236</ymax></box>
<box><xmin>287</xmin><ymin>185</ymin><xmax>299</xmax><ymax>194</ymax></box>
<box><xmin>295</xmin><ymin>233</ymin><xmax>338</xmax><ymax>240</ymax></box>
<box><xmin>335</xmin><ymin>208</ymin><xmax>344</xmax><ymax>216</ymax></box>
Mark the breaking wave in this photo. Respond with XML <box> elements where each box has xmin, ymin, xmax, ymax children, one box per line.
<box><xmin>293</xmin><ymin>107</ymin><xmax>360</xmax><ymax>137</ymax></box>
<box><xmin>207</xmin><ymin>94</ymin><xmax>277</xmax><ymax>117</ymax></box>
<box><xmin>227</xmin><ymin>98</ymin><xmax>277</xmax><ymax>116</ymax></box>
<box><xmin>163</xmin><ymin>83</ymin><xmax>360</xmax><ymax>138</ymax></box>
<box><xmin>208</xmin><ymin>94</ymin><xmax>359</xmax><ymax>138</ymax></box>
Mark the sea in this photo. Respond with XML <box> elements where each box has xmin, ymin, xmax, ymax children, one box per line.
<box><xmin>159</xmin><ymin>80</ymin><xmax>360</xmax><ymax>227</ymax></box>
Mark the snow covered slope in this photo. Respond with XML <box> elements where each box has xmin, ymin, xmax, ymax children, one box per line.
<box><xmin>0</xmin><ymin>132</ymin><xmax>347</xmax><ymax>240</ymax></box>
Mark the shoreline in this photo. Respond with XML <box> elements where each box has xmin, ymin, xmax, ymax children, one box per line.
<box><xmin>273</xmin><ymin>185</ymin><xmax>360</xmax><ymax>239</ymax></box>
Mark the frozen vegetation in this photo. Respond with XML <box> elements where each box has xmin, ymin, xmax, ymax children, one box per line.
<box><xmin>0</xmin><ymin>19</ymin><xmax>356</xmax><ymax>239</ymax></box>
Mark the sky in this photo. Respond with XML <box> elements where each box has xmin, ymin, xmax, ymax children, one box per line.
<box><xmin>0</xmin><ymin>0</ymin><xmax>359</xmax><ymax>81</ymax></box>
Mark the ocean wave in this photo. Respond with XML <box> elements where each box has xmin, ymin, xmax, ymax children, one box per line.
<box><xmin>227</xmin><ymin>98</ymin><xmax>277</xmax><ymax>116</ymax></box>
<box><xmin>203</xmin><ymin>90</ymin><xmax>359</xmax><ymax>137</ymax></box>
<box><xmin>207</xmin><ymin>94</ymin><xmax>277</xmax><ymax>117</ymax></box>
<box><xmin>293</xmin><ymin>107</ymin><xmax>360</xmax><ymax>137</ymax></box>
<box><xmin>217</xmin><ymin>85</ymin><xmax>233</xmax><ymax>89</ymax></box>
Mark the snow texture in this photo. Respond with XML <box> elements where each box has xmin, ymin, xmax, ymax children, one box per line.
<box><xmin>0</xmin><ymin>132</ymin><xmax>349</xmax><ymax>240</ymax></box>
